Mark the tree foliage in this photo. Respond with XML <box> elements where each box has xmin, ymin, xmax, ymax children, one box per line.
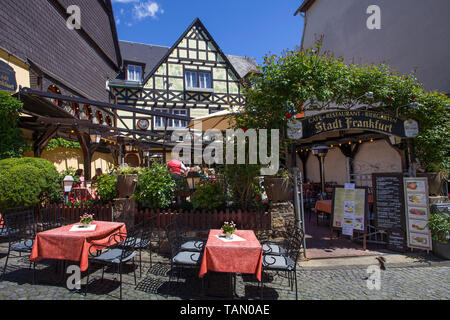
<box><xmin>236</xmin><ymin>42</ymin><xmax>449</xmax><ymax>173</ymax></box>
<box><xmin>0</xmin><ymin>91</ymin><xmax>27</xmax><ymax>159</ymax></box>
<box><xmin>0</xmin><ymin>157</ymin><xmax>60</xmax><ymax>210</ymax></box>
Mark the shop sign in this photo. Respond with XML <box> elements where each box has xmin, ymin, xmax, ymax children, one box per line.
<box><xmin>404</xmin><ymin>119</ymin><xmax>419</xmax><ymax>137</ymax></box>
<box><xmin>290</xmin><ymin>110</ymin><xmax>413</xmax><ymax>139</ymax></box>
<box><xmin>287</xmin><ymin>119</ymin><xmax>303</xmax><ymax>139</ymax></box>
<box><xmin>0</xmin><ymin>60</ymin><xmax>17</xmax><ymax>92</ymax></box>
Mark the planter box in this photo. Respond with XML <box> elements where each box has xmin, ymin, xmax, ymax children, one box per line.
<box><xmin>433</xmin><ymin>240</ymin><xmax>450</xmax><ymax>260</ymax></box>
<box><xmin>263</xmin><ymin>177</ymin><xmax>293</xmax><ymax>201</ymax></box>
<box><xmin>117</xmin><ymin>174</ymin><xmax>138</xmax><ymax>198</ymax></box>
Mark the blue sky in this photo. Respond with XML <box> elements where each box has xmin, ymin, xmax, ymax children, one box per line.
<box><xmin>111</xmin><ymin>0</ymin><xmax>304</xmax><ymax>65</ymax></box>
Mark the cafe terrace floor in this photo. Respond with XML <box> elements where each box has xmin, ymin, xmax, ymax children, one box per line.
<box><xmin>304</xmin><ymin>215</ymin><xmax>391</xmax><ymax>259</ymax></box>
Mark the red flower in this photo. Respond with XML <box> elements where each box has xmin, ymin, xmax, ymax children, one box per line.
<box><xmin>82</xmin><ymin>198</ymin><xmax>87</xmax><ymax>202</ymax></box>
<box><xmin>411</xmin><ymin>94</ymin><xmax>416</xmax><ymax>99</ymax></box>
<box><xmin>285</xmin><ymin>113</ymin><xmax>292</xmax><ymax>119</ymax></box>
<box><xmin>388</xmin><ymin>95</ymin><xmax>392</xmax><ymax>100</ymax></box>
<box><xmin>254</xmin><ymin>195</ymin><xmax>261</xmax><ymax>200</ymax></box>
<box><xmin>241</xmin><ymin>127</ymin><xmax>247</xmax><ymax>132</ymax></box>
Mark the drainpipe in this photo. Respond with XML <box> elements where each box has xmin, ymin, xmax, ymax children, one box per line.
<box><xmin>299</xmin><ymin>12</ymin><xmax>307</xmax><ymax>51</ymax></box>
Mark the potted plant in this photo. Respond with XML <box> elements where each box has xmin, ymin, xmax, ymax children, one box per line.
<box><xmin>263</xmin><ymin>168</ymin><xmax>293</xmax><ymax>202</ymax></box>
<box><xmin>79</xmin><ymin>213</ymin><xmax>94</xmax><ymax>228</ymax></box>
<box><xmin>428</xmin><ymin>211</ymin><xmax>450</xmax><ymax>260</ymax></box>
<box><xmin>115</xmin><ymin>165</ymin><xmax>141</xmax><ymax>198</ymax></box>
<box><xmin>221</xmin><ymin>221</ymin><xmax>237</xmax><ymax>239</ymax></box>
<box><xmin>133</xmin><ymin>163</ymin><xmax>176</xmax><ymax>209</ymax></box>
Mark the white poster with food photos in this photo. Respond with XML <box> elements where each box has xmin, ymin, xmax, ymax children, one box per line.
<box><xmin>404</xmin><ymin>177</ymin><xmax>432</xmax><ymax>251</ymax></box>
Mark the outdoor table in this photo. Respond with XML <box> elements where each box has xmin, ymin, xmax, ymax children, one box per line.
<box><xmin>30</xmin><ymin>221</ymin><xmax>126</xmax><ymax>272</ymax></box>
<box><xmin>199</xmin><ymin>229</ymin><xmax>263</xmax><ymax>281</ymax></box>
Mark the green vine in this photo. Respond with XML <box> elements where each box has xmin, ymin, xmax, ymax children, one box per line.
<box><xmin>46</xmin><ymin>138</ymin><xmax>81</xmax><ymax>151</ymax></box>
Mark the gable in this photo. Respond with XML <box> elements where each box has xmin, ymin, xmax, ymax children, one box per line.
<box><xmin>143</xmin><ymin>18</ymin><xmax>242</xmax><ymax>85</ymax></box>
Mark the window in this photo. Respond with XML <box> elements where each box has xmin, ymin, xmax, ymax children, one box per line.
<box><xmin>127</xmin><ymin>65</ymin><xmax>142</xmax><ymax>82</ymax></box>
<box><xmin>154</xmin><ymin>109</ymin><xmax>188</xmax><ymax>129</ymax></box>
<box><xmin>185</xmin><ymin>71</ymin><xmax>212</xmax><ymax>90</ymax></box>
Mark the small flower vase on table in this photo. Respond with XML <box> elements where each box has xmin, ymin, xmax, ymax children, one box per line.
<box><xmin>222</xmin><ymin>221</ymin><xmax>236</xmax><ymax>239</ymax></box>
<box><xmin>80</xmin><ymin>213</ymin><xmax>94</xmax><ymax>228</ymax></box>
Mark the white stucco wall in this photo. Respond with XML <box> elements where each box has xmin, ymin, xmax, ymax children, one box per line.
<box><xmin>301</xmin><ymin>0</ymin><xmax>450</xmax><ymax>93</ymax></box>
<box><xmin>303</xmin><ymin>140</ymin><xmax>402</xmax><ymax>186</ymax></box>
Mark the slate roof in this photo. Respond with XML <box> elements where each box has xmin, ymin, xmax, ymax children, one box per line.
<box><xmin>0</xmin><ymin>0</ymin><xmax>121</xmax><ymax>102</ymax></box>
<box><xmin>118</xmin><ymin>41</ymin><xmax>170</xmax><ymax>79</ymax></box>
<box><xmin>117</xmin><ymin>40</ymin><xmax>259</xmax><ymax>80</ymax></box>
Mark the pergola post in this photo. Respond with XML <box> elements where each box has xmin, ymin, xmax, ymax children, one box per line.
<box><xmin>33</xmin><ymin>125</ymin><xmax>58</xmax><ymax>158</ymax></box>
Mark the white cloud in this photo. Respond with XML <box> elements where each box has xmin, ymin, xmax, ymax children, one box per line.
<box><xmin>133</xmin><ymin>1</ymin><xmax>163</xmax><ymax>20</ymax></box>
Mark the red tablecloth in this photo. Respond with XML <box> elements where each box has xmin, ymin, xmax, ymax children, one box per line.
<box><xmin>199</xmin><ymin>230</ymin><xmax>263</xmax><ymax>281</ymax></box>
<box><xmin>30</xmin><ymin>221</ymin><xmax>126</xmax><ymax>272</ymax></box>
<box><xmin>315</xmin><ymin>200</ymin><xmax>332</xmax><ymax>214</ymax></box>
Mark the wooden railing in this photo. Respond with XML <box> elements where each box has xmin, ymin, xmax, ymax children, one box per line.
<box><xmin>35</xmin><ymin>205</ymin><xmax>271</xmax><ymax>231</ymax></box>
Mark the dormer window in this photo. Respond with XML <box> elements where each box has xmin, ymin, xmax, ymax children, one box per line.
<box><xmin>127</xmin><ymin>65</ymin><xmax>143</xmax><ymax>82</ymax></box>
<box><xmin>185</xmin><ymin>70</ymin><xmax>213</xmax><ymax>92</ymax></box>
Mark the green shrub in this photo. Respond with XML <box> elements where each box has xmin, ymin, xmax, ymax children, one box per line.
<box><xmin>191</xmin><ymin>180</ymin><xmax>225</xmax><ymax>210</ymax></box>
<box><xmin>428</xmin><ymin>213</ymin><xmax>450</xmax><ymax>244</ymax></box>
<box><xmin>0</xmin><ymin>158</ymin><xmax>60</xmax><ymax>209</ymax></box>
<box><xmin>133</xmin><ymin>162</ymin><xmax>176</xmax><ymax>209</ymax></box>
<box><xmin>95</xmin><ymin>174</ymin><xmax>118</xmax><ymax>203</ymax></box>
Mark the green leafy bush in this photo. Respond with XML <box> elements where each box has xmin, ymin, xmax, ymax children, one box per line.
<box><xmin>133</xmin><ymin>162</ymin><xmax>176</xmax><ymax>209</ymax></box>
<box><xmin>428</xmin><ymin>213</ymin><xmax>450</xmax><ymax>244</ymax></box>
<box><xmin>46</xmin><ymin>138</ymin><xmax>81</xmax><ymax>151</ymax></box>
<box><xmin>0</xmin><ymin>91</ymin><xmax>27</xmax><ymax>159</ymax></box>
<box><xmin>0</xmin><ymin>157</ymin><xmax>60</xmax><ymax>209</ymax></box>
<box><xmin>95</xmin><ymin>174</ymin><xmax>118</xmax><ymax>203</ymax></box>
<box><xmin>191</xmin><ymin>180</ymin><xmax>225</xmax><ymax>210</ymax></box>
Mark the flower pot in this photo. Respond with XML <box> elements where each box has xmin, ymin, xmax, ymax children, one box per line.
<box><xmin>263</xmin><ymin>177</ymin><xmax>293</xmax><ymax>202</ymax></box>
<box><xmin>117</xmin><ymin>174</ymin><xmax>138</xmax><ymax>198</ymax></box>
<box><xmin>81</xmin><ymin>222</ymin><xmax>91</xmax><ymax>228</ymax></box>
<box><xmin>417</xmin><ymin>172</ymin><xmax>445</xmax><ymax>196</ymax></box>
<box><xmin>432</xmin><ymin>240</ymin><xmax>450</xmax><ymax>260</ymax></box>
<box><xmin>224</xmin><ymin>232</ymin><xmax>233</xmax><ymax>239</ymax></box>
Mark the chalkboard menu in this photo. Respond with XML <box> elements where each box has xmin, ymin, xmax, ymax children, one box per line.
<box><xmin>372</xmin><ymin>173</ymin><xmax>406</xmax><ymax>252</ymax></box>
<box><xmin>387</xmin><ymin>228</ymin><xmax>407</xmax><ymax>252</ymax></box>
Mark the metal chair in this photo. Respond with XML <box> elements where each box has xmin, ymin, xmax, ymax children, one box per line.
<box><xmin>261</xmin><ymin>221</ymin><xmax>297</xmax><ymax>256</ymax></box>
<box><xmin>2</xmin><ymin>209</ymin><xmax>37</xmax><ymax>281</ymax></box>
<box><xmin>116</xmin><ymin>215</ymin><xmax>157</xmax><ymax>278</ymax></box>
<box><xmin>165</xmin><ymin>221</ymin><xmax>204</xmax><ymax>296</ymax></box>
<box><xmin>37</xmin><ymin>207</ymin><xmax>65</xmax><ymax>231</ymax></box>
<box><xmin>85</xmin><ymin>233</ymin><xmax>137</xmax><ymax>300</ymax></box>
<box><xmin>261</xmin><ymin>225</ymin><xmax>305</xmax><ymax>300</ymax></box>
<box><xmin>171</xmin><ymin>219</ymin><xmax>206</xmax><ymax>252</ymax></box>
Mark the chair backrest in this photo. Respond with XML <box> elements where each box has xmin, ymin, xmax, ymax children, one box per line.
<box><xmin>286</xmin><ymin>225</ymin><xmax>305</xmax><ymax>264</ymax></box>
<box><xmin>3</xmin><ymin>209</ymin><xmax>36</xmax><ymax>243</ymax></box>
<box><xmin>165</xmin><ymin>221</ymin><xmax>182</xmax><ymax>257</ymax></box>
<box><xmin>38</xmin><ymin>208</ymin><xmax>63</xmax><ymax>231</ymax></box>
<box><xmin>119</xmin><ymin>235</ymin><xmax>137</xmax><ymax>262</ymax></box>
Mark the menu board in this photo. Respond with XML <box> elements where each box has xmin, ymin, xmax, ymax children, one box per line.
<box><xmin>331</xmin><ymin>187</ymin><xmax>368</xmax><ymax>235</ymax></box>
<box><xmin>372</xmin><ymin>173</ymin><xmax>406</xmax><ymax>252</ymax></box>
<box><xmin>404</xmin><ymin>178</ymin><xmax>432</xmax><ymax>251</ymax></box>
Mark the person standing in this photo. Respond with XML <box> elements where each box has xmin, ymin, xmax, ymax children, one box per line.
<box><xmin>167</xmin><ymin>159</ymin><xmax>188</xmax><ymax>180</ymax></box>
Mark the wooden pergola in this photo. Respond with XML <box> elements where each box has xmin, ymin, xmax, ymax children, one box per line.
<box><xmin>16</xmin><ymin>87</ymin><xmax>194</xmax><ymax>179</ymax></box>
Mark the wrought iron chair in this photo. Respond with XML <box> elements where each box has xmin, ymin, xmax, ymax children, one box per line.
<box><xmin>171</xmin><ymin>218</ymin><xmax>206</xmax><ymax>252</ymax></box>
<box><xmin>85</xmin><ymin>233</ymin><xmax>137</xmax><ymax>300</ymax></box>
<box><xmin>116</xmin><ymin>215</ymin><xmax>157</xmax><ymax>278</ymax></box>
<box><xmin>165</xmin><ymin>221</ymin><xmax>204</xmax><ymax>296</ymax></box>
<box><xmin>260</xmin><ymin>224</ymin><xmax>305</xmax><ymax>300</ymax></box>
<box><xmin>261</xmin><ymin>221</ymin><xmax>297</xmax><ymax>256</ymax></box>
<box><xmin>37</xmin><ymin>207</ymin><xmax>65</xmax><ymax>231</ymax></box>
<box><xmin>1</xmin><ymin>209</ymin><xmax>37</xmax><ymax>281</ymax></box>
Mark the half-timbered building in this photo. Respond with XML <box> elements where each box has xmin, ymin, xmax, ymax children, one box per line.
<box><xmin>108</xmin><ymin>18</ymin><xmax>259</xmax><ymax>162</ymax></box>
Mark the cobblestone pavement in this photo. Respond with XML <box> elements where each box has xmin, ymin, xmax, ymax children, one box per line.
<box><xmin>0</xmin><ymin>242</ymin><xmax>449</xmax><ymax>300</ymax></box>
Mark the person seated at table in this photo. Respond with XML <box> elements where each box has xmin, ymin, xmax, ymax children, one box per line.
<box><xmin>199</xmin><ymin>167</ymin><xmax>209</xmax><ymax>181</ymax></box>
<box><xmin>74</xmin><ymin>169</ymin><xmax>85</xmax><ymax>188</ymax></box>
<box><xmin>91</xmin><ymin>168</ymin><xmax>103</xmax><ymax>184</ymax></box>
<box><xmin>167</xmin><ymin>159</ymin><xmax>188</xmax><ymax>180</ymax></box>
